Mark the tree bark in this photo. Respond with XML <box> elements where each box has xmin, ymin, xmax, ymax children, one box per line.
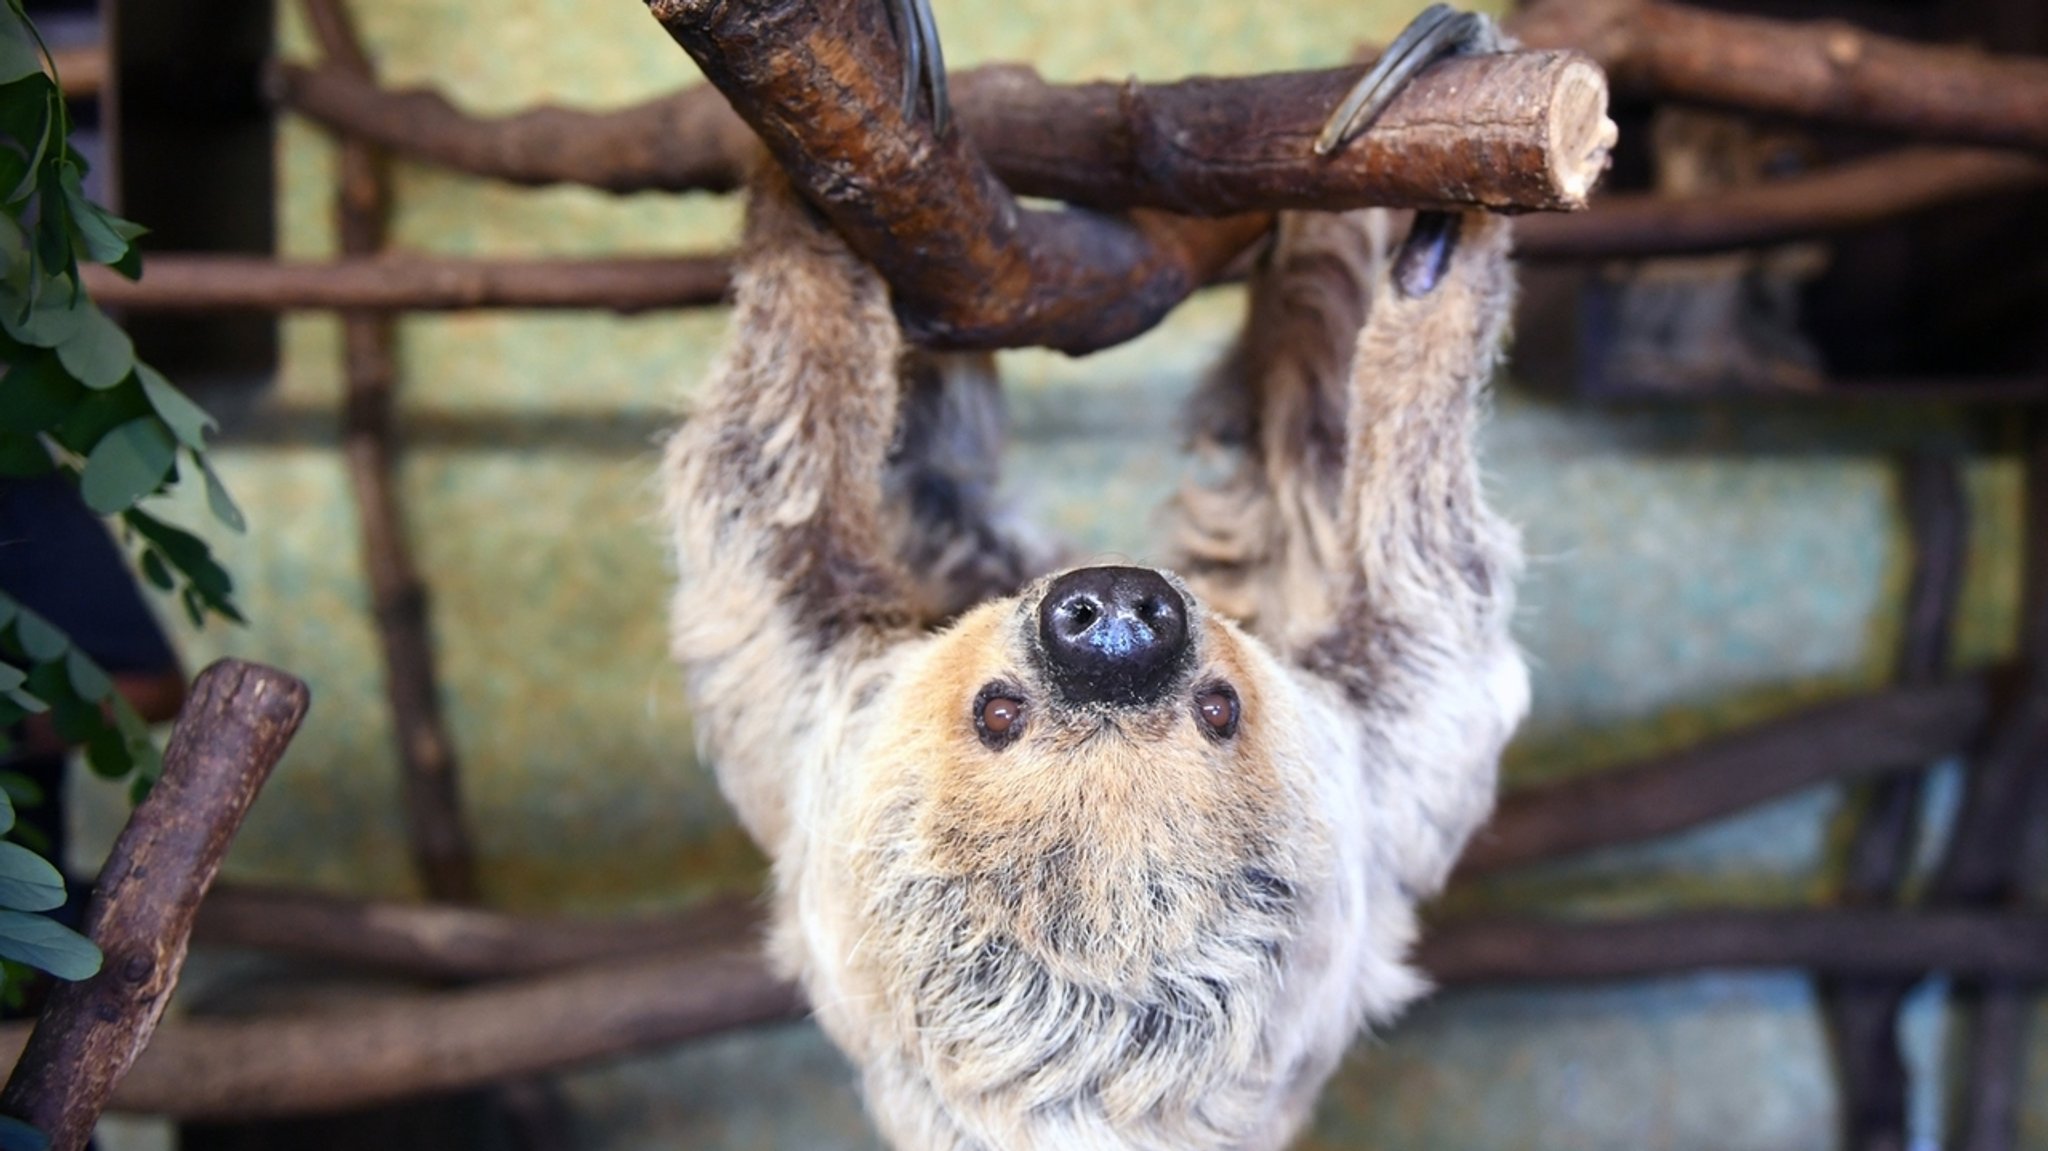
<box><xmin>307</xmin><ymin>0</ymin><xmax>481</xmax><ymax>905</ymax></box>
<box><xmin>84</xmin><ymin>254</ymin><xmax>731</xmax><ymax>313</ymax></box>
<box><xmin>1515</xmin><ymin>0</ymin><xmax>2048</xmax><ymax>153</ymax></box>
<box><xmin>272</xmin><ymin>50</ymin><xmax>1613</xmax><ymax>215</ymax></box>
<box><xmin>1460</xmin><ymin>674</ymin><xmax>1995</xmax><ymax>876</ymax></box>
<box><xmin>0</xmin><ymin>661</ymin><xmax>310</xmax><ymax>1151</ymax></box>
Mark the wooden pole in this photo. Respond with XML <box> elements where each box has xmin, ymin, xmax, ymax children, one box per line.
<box><xmin>0</xmin><ymin>661</ymin><xmax>309</xmax><ymax>1151</ymax></box>
<box><xmin>306</xmin><ymin>0</ymin><xmax>481</xmax><ymax>905</ymax></box>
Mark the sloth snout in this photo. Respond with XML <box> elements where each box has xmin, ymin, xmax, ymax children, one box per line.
<box><xmin>1037</xmin><ymin>566</ymin><xmax>1189</xmax><ymax>707</ymax></box>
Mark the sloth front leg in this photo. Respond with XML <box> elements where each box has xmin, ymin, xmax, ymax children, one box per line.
<box><xmin>663</xmin><ymin>171</ymin><xmax>915</xmax><ymax>857</ymax></box>
<box><xmin>1304</xmin><ymin>206</ymin><xmax>1528</xmax><ymax>900</ymax></box>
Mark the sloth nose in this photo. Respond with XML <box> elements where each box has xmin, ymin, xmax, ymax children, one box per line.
<box><xmin>1038</xmin><ymin>566</ymin><xmax>1189</xmax><ymax>706</ymax></box>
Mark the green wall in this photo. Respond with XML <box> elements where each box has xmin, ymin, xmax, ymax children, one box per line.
<box><xmin>78</xmin><ymin>0</ymin><xmax>2047</xmax><ymax>1146</ymax></box>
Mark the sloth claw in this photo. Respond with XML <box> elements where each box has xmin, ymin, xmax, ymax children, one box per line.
<box><xmin>1314</xmin><ymin>3</ymin><xmax>1501</xmax><ymax>157</ymax></box>
<box><xmin>887</xmin><ymin>0</ymin><xmax>952</xmax><ymax>136</ymax></box>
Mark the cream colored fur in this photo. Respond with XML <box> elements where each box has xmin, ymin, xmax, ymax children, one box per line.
<box><xmin>664</xmin><ymin>173</ymin><xmax>1527</xmax><ymax>1150</ymax></box>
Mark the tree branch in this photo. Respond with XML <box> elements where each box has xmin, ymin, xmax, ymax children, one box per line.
<box><xmin>305</xmin><ymin>0</ymin><xmax>481</xmax><ymax>905</ymax></box>
<box><xmin>1515</xmin><ymin>0</ymin><xmax>2048</xmax><ymax>153</ymax></box>
<box><xmin>1459</xmin><ymin>674</ymin><xmax>1996</xmax><ymax>877</ymax></box>
<box><xmin>0</xmin><ymin>946</ymin><xmax>799</xmax><ymax>1121</ymax></box>
<box><xmin>84</xmin><ymin>254</ymin><xmax>731</xmax><ymax>313</ymax></box>
<box><xmin>0</xmin><ymin>660</ymin><xmax>310</xmax><ymax>1151</ymax></box>
<box><xmin>272</xmin><ymin>50</ymin><xmax>1612</xmax><ymax>216</ymax></box>
<box><xmin>1419</xmin><ymin>909</ymin><xmax>2048</xmax><ymax>985</ymax></box>
<box><xmin>1515</xmin><ymin>147</ymin><xmax>2048</xmax><ymax>260</ymax></box>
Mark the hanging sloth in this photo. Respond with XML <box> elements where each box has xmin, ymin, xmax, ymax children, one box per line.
<box><xmin>662</xmin><ymin>10</ymin><xmax>1526</xmax><ymax>1148</ymax></box>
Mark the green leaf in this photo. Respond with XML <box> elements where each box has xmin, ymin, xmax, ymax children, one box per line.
<box><xmin>0</xmin><ymin>779</ymin><xmax>12</xmax><ymax>835</ymax></box>
<box><xmin>0</xmin><ymin>662</ymin><xmax>18</xmax><ymax>691</ymax></box>
<box><xmin>49</xmin><ymin>378</ymin><xmax>151</xmax><ymax>456</ymax></box>
<box><xmin>125</xmin><ymin>508</ymin><xmax>242</xmax><ymax>624</ymax></box>
<box><xmin>139</xmin><ymin>548</ymin><xmax>173</xmax><ymax>591</ymax></box>
<box><xmin>0</xmin><ymin>841</ymin><xmax>64</xmax><ymax>912</ymax></box>
<box><xmin>1</xmin><ymin>77</ymin><xmax>53</xmax><ymax>206</ymax></box>
<box><xmin>197</xmin><ymin>451</ymin><xmax>245</xmax><ymax>533</ymax></box>
<box><xmin>0</xmin><ymin>10</ymin><xmax>43</xmax><ymax>86</ymax></box>
<box><xmin>81</xmin><ymin>717</ymin><xmax>127</xmax><ymax>779</ymax></box>
<box><xmin>53</xmin><ymin>303</ymin><xmax>134</xmax><ymax>389</ymax></box>
<box><xmin>79</xmin><ymin>416</ymin><xmax>176</xmax><ymax>515</ymax></box>
<box><xmin>0</xmin><ymin>1113</ymin><xmax>52</xmax><ymax>1151</ymax></box>
<box><xmin>0</xmin><ymin>347</ymin><xmax>85</xmax><ymax>434</ymax></box>
<box><xmin>63</xmin><ymin>647</ymin><xmax>111</xmax><ymax>701</ymax></box>
<box><xmin>10</xmin><ymin>604</ymin><xmax>66</xmax><ymax>662</ymax></box>
<box><xmin>0</xmin><ymin>908</ymin><xmax>101</xmax><ymax>980</ymax></box>
<box><xmin>137</xmin><ymin>363</ymin><xmax>216</xmax><ymax>448</ymax></box>
<box><xmin>0</xmin><ymin>768</ymin><xmax>45</xmax><ymax>808</ymax></box>
<box><xmin>59</xmin><ymin>161</ymin><xmax>143</xmax><ymax>268</ymax></box>
<box><xmin>0</xmin><ymin>275</ymin><xmax>85</xmax><ymax>348</ymax></box>
<box><xmin>0</xmin><ymin>431</ymin><xmax>50</xmax><ymax>477</ymax></box>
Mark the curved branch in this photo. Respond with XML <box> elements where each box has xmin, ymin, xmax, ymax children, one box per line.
<box><xmin>83</xmin><ymin>254</ymin><xmax>731</xmax><ymax>312</ymax></box>
<box><xmin>1460</xmin><ymin>674</ymin><xmax>1996</xmax><ymax>877</ymax></box>
<box><xmin>0</xmin><ymin>661</ymin><xmax>310</xmax><ymax>1151</ymax></box>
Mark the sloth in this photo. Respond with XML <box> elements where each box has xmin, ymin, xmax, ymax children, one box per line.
<box><xmin>662</xmin><ymin>12</ymin><xmax>1526</xmax><ymax>1149</ymax></box>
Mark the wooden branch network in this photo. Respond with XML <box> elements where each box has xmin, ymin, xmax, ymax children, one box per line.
<box><xmin>1514</xmin><ymin>0</ymin><xmax>2048</xmax><ymax>154</ymax></box>
<box><xmin>0</xmin><ymin>946</ymin><xmax>799</xmax><ymax>1121</ymax></box>
<box><xmin>275</xmin><ymin>51</ymin><xmax>1611</xmax><ymax>217</ymax></box>
<box><xmin>0</xmin><ymin>661</ymin><xmax>309</xmax><ymax>1151</ymax></box>
<box><xmin>307</xmin><ymin>0</ymin><xmax>482</xmax><ymax>905</ymax></box>
<box><xmin>83</xmin><ymin>254</ymin><xmax>732</xmax><ymax>313</ymax></box>
<box><xmin>1459</xmin><ymin>674</ymin><xmax>1994</xmax><ymax>876</ymax></box>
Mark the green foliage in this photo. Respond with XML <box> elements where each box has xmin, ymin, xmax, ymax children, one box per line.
<box><xmin>0</xmin><ymin>0</ymin><xmax>250</xmax><ymax>1015</ymax></box>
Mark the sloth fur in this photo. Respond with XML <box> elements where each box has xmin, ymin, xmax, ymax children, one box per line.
<box><xmin>663</xmin><ymin>171</ymin><xmax>1527</xmax><ymax>1151</ymax></box>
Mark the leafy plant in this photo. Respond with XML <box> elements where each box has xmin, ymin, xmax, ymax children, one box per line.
<box><xmin>1</xmin><ymin>0</ymin><xmax>246</xmax><ymax>1003</ymax></box>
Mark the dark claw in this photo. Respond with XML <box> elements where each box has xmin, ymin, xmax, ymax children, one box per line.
<box><xmin>1315</xmin><ymin>3</ymin><xmax>1501</xmax><ymax>157</ymax></box>
<box><xmin>1393</xmin><ymin>211</ymin><xmax>1461</xmax><ymax>298</ymax></box>
<box><xmin>887</xmin><ymin>0</ymin><xmax>952</xmax><ymax>136</ymax></box>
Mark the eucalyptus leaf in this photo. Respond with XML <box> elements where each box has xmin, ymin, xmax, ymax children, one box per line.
<box><xmin>82</xmin><ymin>718</ymin><xmax>126</xmax><ymax>779</ymax></box>
<box><xmin>79</xmin><ymin>415</ymin><xmax>175</xmax><ymax>515</ymax></box>
<box><xmin>0</xmin><ymin>782</ymin><xmax>11</xmax><ymax>835</ymax></box>
<box><xmin>197</xmin><ymin>451</ymin><xmax>244</xmax><ymax>532</ymax></box>
<box><xmin>0</xmin><ymin>841</ymin><xmax>64</xmax><ymax>912</ymax></box>
<box><xmin>0</xmin><ymin>662</ymin><xmax>19</xmax><ymax>691</ymax></box>
<box><xmin>140</xmin><ymin>548</ymin><xmax>172</xmax><ymax>591</ymax></box>
<box><xmin>0</xmin><ymin>274</ymin><xmax>84</xmax><ymax>347</ymax></box>
<box><xmin>0</xmin><ymin>908</ymin><xmax>101</xmax><ymax>980</ymax></box>
<box><xmin>54</xmin><ymin>302</ymin><xmax>134</xmax><ymax>389</ymax></box>
<box><xmin>63</xmin><ymin>646</ymin><xmax>111</xmax><ymax>701</ymax></box>
<box><xmin>1</xmin><ymin>78</ymin><xmax>52</xmax><ymax>206</ymax></box>
<box><xmin>59</xmin><ymin>161</ymin><xmax>142</xmax><ymax>267</ymax></box>
<box><xmin>0</xmin><ymin>10</ymin><xmax>41</xmax><ymax>86</ymax></box>
<box><xmin>49</xmin><ymin>380</ymin><xmax>151</xmax><ymax>456</ymax></box>
<box><xmin>0</xmin><ymin>348</ymin><xmax>83</xmax><ymax>434</ymax></box>
<box><xmin>0</xmin><ymin>769</ymin><xmax>43</xmax><ymax>808</ymax></box>
<box><xmin>137</xmin><ymin>363</ymin><xmax>216</xmax><ymax>448</ymax></box>
<box><xmin>10</xmin><ymin>604</ymin><xmax>66</xmax><ymax>662</ymax></box>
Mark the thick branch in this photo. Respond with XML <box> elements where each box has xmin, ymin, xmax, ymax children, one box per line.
<box><xmin>0</xmin><ymin>660</ymin><xmax>309</xmax><ymax>1151</ymax></box>
<box><xmin>0</xmin><ymin>946</ymin><xmax>799</xmax><ymax>1121</ymax></box>
<box><xmin>274</xmin><ymin>51</ymin><xmax>1612</xmax><ymax>216</ymax></box>
<box><xmin>307</xmin><ymin>0</ymin><xmax>481</xmax><ymax>904</ymax></box>
<box><xmin>1419</xmin><ymin>909</ymin><xmax>2048</xmax><ymax>985</ymax></box>
<box><xmin>1516</xmin><ymin>147</ymin><xmax>2048</xmax><ymax>260</ymax></box>
<box><xmin>193</xmin><ymin>883</ymin><xmax>760</xmax><ymax>981</ymax></box>
<box><xmin>1460</xmin><ymin>674</ymin><xmax>1994</xmax><ymax>876</ymax></box>
<box><xmin>83</xmin><ymin>254</ymin><xmax>731</xmax><ymax>312</ymax></box>
<box><xmin>1516</xmin><ymin>0</ymin><xmax>2048</xmax><ymax>153</ymax></box>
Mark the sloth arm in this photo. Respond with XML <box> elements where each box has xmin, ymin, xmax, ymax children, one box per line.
<box><xmin>1301</xmin><ymin>210</ymin><xmax>1527</xmax><ymax>899</ymax></box>
<box><xmin>664</xmin><ymin>171</ymin><xmax>917</xmax><ymax>857</ymax></box>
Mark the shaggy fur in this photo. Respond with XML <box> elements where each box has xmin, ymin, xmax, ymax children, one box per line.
<box><xmin>664</xmin><ymin>170</ymin><xmax>1527</xmax><ymax>1151</ymax></box>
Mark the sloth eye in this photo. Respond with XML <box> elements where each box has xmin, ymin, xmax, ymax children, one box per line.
<box><xmin>974</xmin><ymin>685</ymin><xmax>1027</xmax><ymax>749</ymax></box>
<box><xmin>1195</xmin><ymin>685</ymin><xmax>1240</xmax><ymax>741</ymax></box>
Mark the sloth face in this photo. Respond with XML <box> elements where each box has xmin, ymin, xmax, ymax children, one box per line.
<box><xmin>844</xmin><ymin>565</ymin><xmax>1327</xmax><ymax>996</ymax></box>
